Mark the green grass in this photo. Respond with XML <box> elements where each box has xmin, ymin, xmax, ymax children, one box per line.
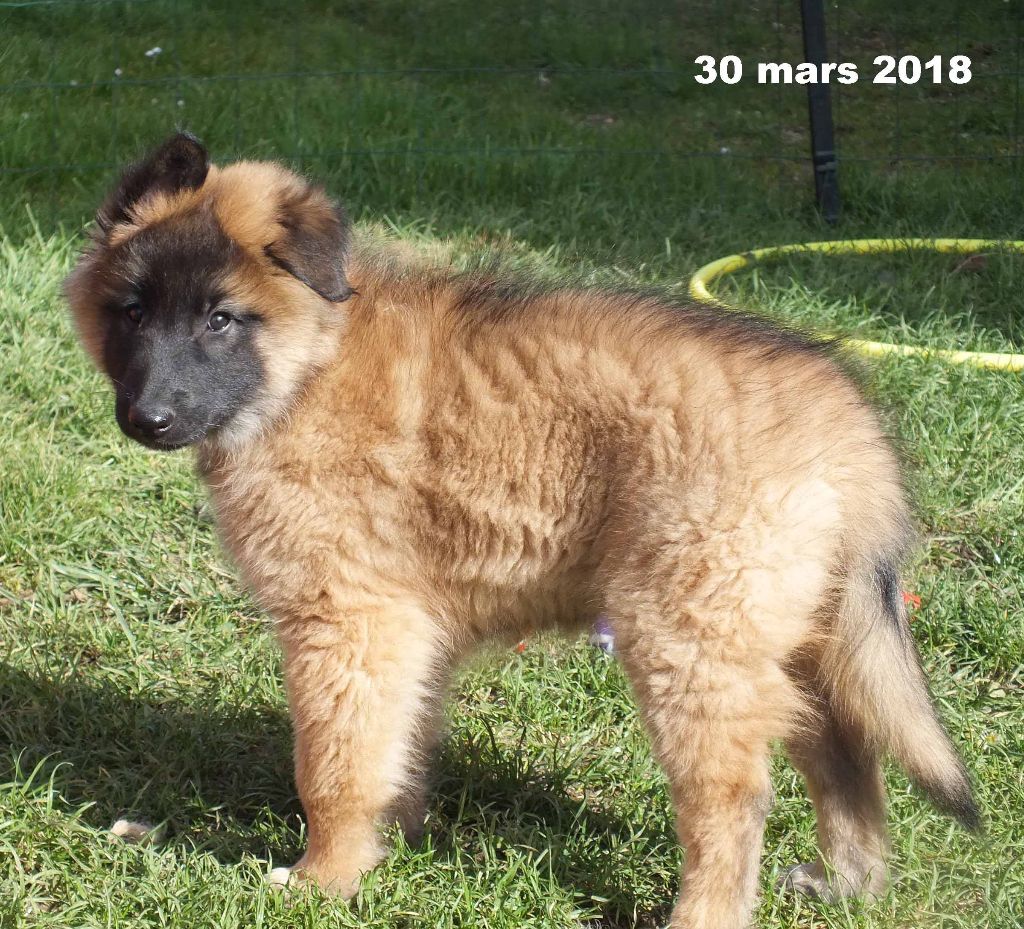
<box><xmin>2</xmin><ymin>1</ymin><xmax>1024</xmax><ymax>928</ymax></box>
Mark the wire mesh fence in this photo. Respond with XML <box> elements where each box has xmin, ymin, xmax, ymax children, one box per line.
<box><xmin>1</xmin><ymin>0</ymin><xmax>1021</xmax><ymax>236</ymax></box>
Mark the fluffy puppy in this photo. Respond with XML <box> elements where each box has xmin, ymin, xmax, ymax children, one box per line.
<box><xmin>66</xmin><ymin>133</ymin><xmax>977</xmax><ymax>929</ymax></box>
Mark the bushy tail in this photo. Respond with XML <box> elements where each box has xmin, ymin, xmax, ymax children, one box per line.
<box><xmin>822</xmin><ymin>556</ymin><xmax>980</xmax><ymax>830</ymax></box>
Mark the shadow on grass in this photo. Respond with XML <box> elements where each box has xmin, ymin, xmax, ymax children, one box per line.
<box><xmin>0</xmin><ymin>663</ymin><xmax>673</xmax><ymax>927</ymax></box>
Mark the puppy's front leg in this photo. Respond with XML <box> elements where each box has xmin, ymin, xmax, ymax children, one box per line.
<box><xmin>270</xmin><ymin>598</ymin><xmax>441</xmax><ymax>896</ymax></box>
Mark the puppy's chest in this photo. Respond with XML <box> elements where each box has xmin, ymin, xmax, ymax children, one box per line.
<box><xmin>204</xmin><ymin>449</ymin><xmax>409</xmax><ymax>599</ymax></box>
<box><xmin>203</xmin><ymin>417</ymin><xmax>611</xmax><ymax>613</ymax></box>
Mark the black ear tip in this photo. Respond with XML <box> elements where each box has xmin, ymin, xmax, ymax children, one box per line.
<box><xmin>147</xmin><ymin>130</ymin><xmax>209</xmax><ymax>192</ymax></box>
<box><xmin>159</xmin><ymin>131</ymin><xmax>209</xmax><ymax>167</ymax></box>
<box><xmin>170</xmin><ymin>129</ymin><xmax>205</xmax><ymax>150</ymax></box>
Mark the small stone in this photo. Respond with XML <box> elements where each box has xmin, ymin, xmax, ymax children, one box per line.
<box><xmin>109</xmin><ymin>818</ymin><xmax>165</xmax><ymax>846</ymax></box>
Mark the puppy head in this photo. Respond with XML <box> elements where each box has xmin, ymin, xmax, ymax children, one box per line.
<box><xmin>65</xmin><ymin>132</ymin><xmax>352</xmax><ymax>452</ymax></box>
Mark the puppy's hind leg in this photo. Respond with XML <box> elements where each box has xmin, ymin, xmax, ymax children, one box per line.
<box><xmin>782</xmin><ymin>732</ymin><xmax>888</xmax><ymax>902</ymax></box>
<box><xmin>611</xmin><ymin>598</ymin><xmax>805</xmax><ymax>929</ymax></box>
<box><xmin>781</xmin><ymin>691</ymin><xmax>889</xmax><ymax>902</ymax></box>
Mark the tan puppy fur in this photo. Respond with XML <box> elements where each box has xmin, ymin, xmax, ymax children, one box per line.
<box><xmin>67</xmin><ymin>136</ymin><xmax>977</xmax><ymax>929</ymax></box>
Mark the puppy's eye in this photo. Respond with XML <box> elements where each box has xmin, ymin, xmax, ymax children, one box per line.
<box><xmin>208</xmin><ymin>311</ymin><xmax>232</xmax><ymax>332</ymax></box>
<box><xmin>125</xmin><ymin>302</ymin><xmax>144</xmax><ymax>325</ymax></box>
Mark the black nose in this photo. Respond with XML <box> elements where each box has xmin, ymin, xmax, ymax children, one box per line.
<box><xmin>127</xmin><ymin>404</ymin><xmax>175</xmax><ymax>437</ymax></box>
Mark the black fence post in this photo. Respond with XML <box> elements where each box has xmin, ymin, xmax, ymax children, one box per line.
<box><xmin>800</xmin><ymin>0</ymin><xmax>841</xmax><ymax>223</ymax></box>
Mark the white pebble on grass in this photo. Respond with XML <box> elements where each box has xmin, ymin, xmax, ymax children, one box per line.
<box><xmin>109</xmin><ymin>818</ymin><xmax>165</xmax><ymax>846</ymax></box>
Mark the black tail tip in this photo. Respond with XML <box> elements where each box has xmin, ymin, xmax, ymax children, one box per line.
<box><xmin>928</xmin><ymin>776</ymin><xmax>982</xmax><ymax>833</ymax></box>
<box><xmin>953</xmin><ymin>794</ymin><xmax>983</xmax><ymax>834</ymax></box>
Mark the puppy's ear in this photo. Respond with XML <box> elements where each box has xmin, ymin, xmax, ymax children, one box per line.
<box><xmin>97</xmin><ymin>132</ymin><xmax>209</xmax><ymax>233</ymax></box>
<box><xmin>265</xmin><ymin>184</ymin><xmax>353</xmax><ymax>303</ymax></box>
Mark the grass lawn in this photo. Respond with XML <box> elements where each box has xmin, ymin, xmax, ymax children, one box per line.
<box><xmin>1</xmin><ymin>2</ymin><xmax>1023</xmax><ymax>927</ymax></box>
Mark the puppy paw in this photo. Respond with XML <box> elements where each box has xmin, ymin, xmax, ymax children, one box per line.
<box><xmin>778</xmin><ymin>862</ymin><xmax>836</xmax><ymax>900</ymax></box>
<box><xmin>267</xmin><ymin>866</ymin><xmax>296</xmax><ymax>894</ymax></box>
<box><xmin>266</xmin><ymin>853</ymin><xmax>367</xmax><ymax>899</ymax></box>
<box><xmin>777</xmin><ymin>861</ymin><xmax>886</xmax><ymax>903</ymax></box>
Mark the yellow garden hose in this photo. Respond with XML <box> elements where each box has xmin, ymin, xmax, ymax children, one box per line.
<box><xmin>688</xmin><ymin>238</ymin><xmax>1024</xmax><ymax>372</ymax></box>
